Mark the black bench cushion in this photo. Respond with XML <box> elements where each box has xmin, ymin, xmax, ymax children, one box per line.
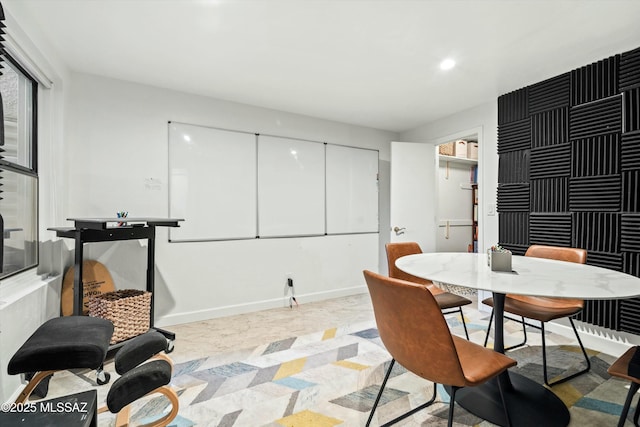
<box><xmin>8</xmin><ymin>316</ymin><xmax>114</xmax><ymax>375</ymax></box>
<box><xmin>114</xmin><ymin>331</ymin><xmax>167</xmax><ymax>375</ymax></box>
<box><xmin>107</xmin><ymin>359</ymin><xmax>172</xmax><ymax>413</ymax></box>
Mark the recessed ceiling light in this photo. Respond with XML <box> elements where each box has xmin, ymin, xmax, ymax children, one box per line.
<box><xmin>440</xmin><ymin>58</ymin><xmax>456</xmax><ymax>71</ymax></box>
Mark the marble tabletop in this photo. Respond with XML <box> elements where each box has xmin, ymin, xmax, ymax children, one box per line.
<box><xmin>396</xmin><ymin>252</ymin><xmax>640</xmax><ymax>299</ymax></box>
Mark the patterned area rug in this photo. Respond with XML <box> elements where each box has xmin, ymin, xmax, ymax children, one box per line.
<box><xmin>47</xmin><ymin>316</ymin><xmax>634</xmax><ymax>426</ymax></box>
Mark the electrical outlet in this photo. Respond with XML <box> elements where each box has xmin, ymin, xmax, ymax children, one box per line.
<box><xmin>284</xmin><ymin>273</ymin><xmax>295</xmax><ymax>308</ymax></box>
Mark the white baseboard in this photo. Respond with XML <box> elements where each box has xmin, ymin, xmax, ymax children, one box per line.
<box><xmin>545</xmin><ymin>320</ymin><xmax>638</xmax><ymax>358</ymax></box>
<box><xmin>155</xmin><ymin>285</ymin><xmax>367</xmax><ymax>328</ymax></box>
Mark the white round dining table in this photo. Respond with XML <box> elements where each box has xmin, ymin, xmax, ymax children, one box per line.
<box><xmin>396</xmin><ymin>252</ymin><xmax>640</xmax><ymax>427</ymax></box>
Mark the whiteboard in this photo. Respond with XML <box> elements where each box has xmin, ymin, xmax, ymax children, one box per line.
<box><xmin>257</xmin><ymin>135</ymin><xmax>325</xmax><ymax>237</ymax></box>
<box><xmin>168</xmin><ymin>122</ymin><xmax>257</xmax><ymax>241</ymax></box>
<box><xmin>168</xmin><ymin>121</ymin><xmax>380</xmax><ymax>241</ymax></box>
<box><xmin>326</xmin><ymin>145</ymin><xmax>379</xmax><ymax>234</ymax></box>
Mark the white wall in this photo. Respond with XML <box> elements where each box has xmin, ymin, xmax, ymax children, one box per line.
<box><xmin>64</xmin><ymin>72</ymin><xmax>396</xmax><ymax>326</ymax></box>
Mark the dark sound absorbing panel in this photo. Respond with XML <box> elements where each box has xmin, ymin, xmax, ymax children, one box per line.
<box><xmin>529</xmin><ymin>213</ymin><xmax>572</xmax><ymax>247</ymax></box>
<box><xmin>498</xmin><ymin>119</ymin><xmax>531</xmax><ymax>153</ymax></box>
<box><xmin>529</xmin><ymin>73</ymin><xmax>571</xmax><ymax>114</ymax></box>
<box><xmin>531</xmin><ymin>177</ymin><xmax>568</xmax><ymax>212</ymax></box>
<box><xmin>624</xmin><ymin>87</ymin><xmax>640</xmax><ymax>133</ymax></box>
<box><xmin>498</xmin><ymin>44</ymin><xmax>640</xmax><ymax>335</ymax></box>
<box><xmin>530</xmin><ymin>143</ymin><xmax>571</xmax><ymax>178</ymax></box>
<box><xmin>620</xmin><ymin>47</ymin><xmax>640</xmax><ymax>91</ymax></box>
<box><xmin>621</xmin><ymin>131</ymin><xmax>640</xmax><ymax>170</ymax></box>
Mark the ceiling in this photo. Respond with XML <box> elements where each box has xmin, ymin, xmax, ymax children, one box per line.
<box><xmin>7</xmin><ymin>0</ymin><xmax>640</xmax><ymax>133</ymax></box>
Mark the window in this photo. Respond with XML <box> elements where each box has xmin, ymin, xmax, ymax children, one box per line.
<box><xmin>0</xmin><ymin>55</ymin><xmax>38</xmax><ymax>279</ymax></box>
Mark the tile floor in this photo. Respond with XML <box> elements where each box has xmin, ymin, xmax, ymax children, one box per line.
<box><xmin>167</xmin><ymin>291</ymin><xmax>567</xmax><ymax>364</ymax></box>
<box><xmin>167</xmin><ymin>293</ymin><xmax>377</xmax><ymax>364</ymax></box>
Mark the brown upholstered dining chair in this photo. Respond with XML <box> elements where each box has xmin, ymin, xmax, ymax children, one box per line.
<box><xmin>363</xmin><ymin>270</ymin><xmax>516</xmax><ymax>427</ymax></box>
<box><xmin>386</xmin><ymin>242</ymin><xmax>471</xmax><ymax>340</ymax></box>
<box><xmin>482</xmin><ymin>244</ymin><xmax>590</xmax><ymax>387</ymax></box>
<box><xmin>607</xmin><ymin>346</ymin><xmax>640</xmax><ymax>427</ymax></box>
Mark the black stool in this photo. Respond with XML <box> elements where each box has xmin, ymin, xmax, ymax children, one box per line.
<box><xmin>8</xmin><ymin>316</ymin><xmax>114</xmax><ymax>403</ymax></box>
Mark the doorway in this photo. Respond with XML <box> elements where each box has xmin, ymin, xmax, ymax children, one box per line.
<box><xmin>389</xmin><ymin>126</ymin><xmax>483</xmax><ymax>255</ymax></box>
<box><xmin>435</xmin><ymin>132</ymin><xmax>479</xmax><ymax>253</ymax></box>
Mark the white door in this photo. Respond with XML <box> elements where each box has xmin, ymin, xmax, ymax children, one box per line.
<box><xmin>389</xmin><ymin>141</ymin><xmax>437</xmax><ymax>252</ymax></box>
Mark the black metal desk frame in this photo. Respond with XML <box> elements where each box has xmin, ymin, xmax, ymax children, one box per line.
<box><xmin>49</xmin><ymin>218</ymin><xmax>182</xmax><ymax>348</ymax></box>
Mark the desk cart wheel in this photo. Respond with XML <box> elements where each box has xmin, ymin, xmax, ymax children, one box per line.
<box><xmin>96</xmin><ymin>369</ymin><xmax>111</xmax><ymax>386</ymax></box>
<box><xmin>166</xmin><ymin>339</ymin><xmax>175</xmax><ymax>354</ymax></box>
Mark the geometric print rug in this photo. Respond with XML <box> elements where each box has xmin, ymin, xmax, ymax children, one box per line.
<box><xmin>47</xmin><ymin>317</ymin><xmax>635</xmax><ymax>426</ymax></box>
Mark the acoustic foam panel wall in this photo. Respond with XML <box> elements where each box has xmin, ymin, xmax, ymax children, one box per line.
<box><xmin>569</xmin><ymin>95</ymin><xmax>622</xmax><ymax>140</ymax></box>
<box><xmin>568</xmin><ymin>175</ymin><xmax>621</xmax><ymax>211</ymax></box>
<box><xmin>531</xmin><ymin>108</ymin><xmax>569</xmax><ymax>148</ymax></box>
<box><xmin>529</xmin><ymin>213</ymin><xmax>572</xmax><ymax>247</ymax></box>
<box><xmin>587</xmin><ymin>251</ymin><xmax>623</xmax><ymax>271</ymax></box>
<box><xmin>625</xmin><ymin>253</ymin><xmax>640</xmax><ymax>276</ymax></box>
<box><xmin>571</xmin><ymin>55</ymin><xmax>619</xmax><ymax>105</ymax></box>
<box><xmin>529</xmin><ymin>73</ymin><xmax>571</xmax><ymax>114</ymax></box>
<box><xmin>498</xmin><ymin>119</ymin><xmax>531</xmax><ymax>153</ymax></box>
<box><xmin>621</xmin><ymin>130</ymin><xmax>640</xmax><ymax>170</ymax></box>
<box><xmin>620</xmin><ymin>47</ymin><xmax>640</xmax><ymax>91</ymax></box>
<box><xmin>622</xmin><ymin>171</ymin><xmax>640</xmax><ymax>212</ymax></box>
<box><xmin>497</xmin><ymin>184</ymin><xmax>530</xmax><ymax>211</ymax></box>
<box><xmin>580</xmin><ymin>300</ymin><xmax>620</xmax><ymax>331</ymax></box>
<box><xmin>498</xmin><ymin>87</ymin><xmax>528</xmax><ymax>125</ymax></box>
<box><xmin>498</xmin><ymin>44</ymin><xmax>640</xmax><ymax>333</ymax></box>
<box><xmin>530</xmin><ymin>143</ymin><xmax>571</xmax><ymax>178</ymax></box>
<box><xmin>573</xmin><ymin>212</ymin><xmax>620</xmax><ymax>253</ymax></box>
<box><xmin>498</xmin><ymin>212</ymin><xmax>529</xmax><ymax>246</ymax></box>
<box><xmin>498</xmin><ymin>150</ymin><xmax>529</xmax><ymax>183</ymax></box>
<box><xmin>621</xmin><ymin>214</ymin><xmax>640</xmax><ymax>252</ymax></box>
<box><xmin>619</xmin><ymin>298</ymin><xmax>640</xmax><ymax>334</ymax></box>
<box><xmin>530</xmin><ymin>177</ymin><xmax>568</xmax><ymax>212</ymax></box>
<box><xmin>572</xmin><ymin>134</ymin><xmax>620</xmax><ymax>177</ymax></box>
<box><xmin>624</xmin><ymin>87</ymin><xmax>640</xmax><ymax>133</ymax></box>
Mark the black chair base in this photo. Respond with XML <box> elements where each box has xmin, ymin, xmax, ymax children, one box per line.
<box><xmin>442</xmin><ymin>306</ymin><xmax>470</xmax><ymax>340</ymax></box>
<box><xmin>366</xmin><ymin>359</ymin><xmax>437</xmax><ymax>427</ymax></box>
<box><xmin>617</xmin><ymin>381</ymin><xmax>640</xmax><ymax>427</ymax></box>
<box><xmin>483</xmin><ymin>309</ymin><xmax>591</xmax><ymax>386</ymax></box>
<box><xmin>366</xmin><ymin>358</ymin><xmax>512</xmax><ymax>427</ymax></box>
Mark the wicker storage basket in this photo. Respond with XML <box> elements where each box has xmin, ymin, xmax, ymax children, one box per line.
<box><xmin>438</xmin><ymin>141</ymin><xmax>455</xmax><ymax>156</ymax></box>
<box><xmin>89</xmin><ymin>289</ymin><xmax>151</xmax><ymax>344</ymax></box>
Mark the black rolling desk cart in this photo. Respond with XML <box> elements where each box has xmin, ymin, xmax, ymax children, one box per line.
<box><xmin>49</xmin><ymin>217</ymin><xmax>183</xmax><ymax>352</ymax></box>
